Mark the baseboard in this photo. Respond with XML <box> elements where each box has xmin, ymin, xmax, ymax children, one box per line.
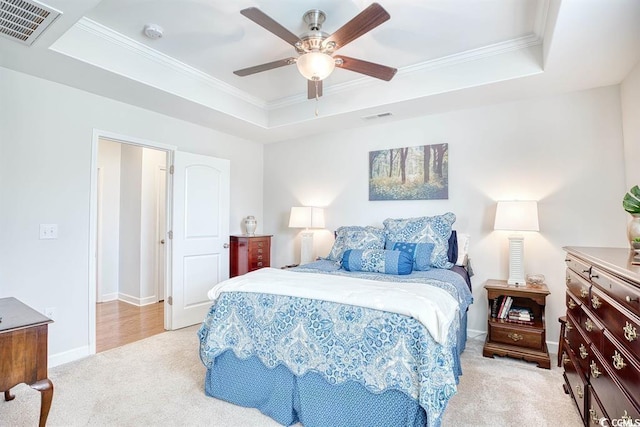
<box><xmin>49</xmin><ymin>345</ymin><xmax>90</xmax><ymax>368</ymax></box>
<box><xmin>117</xmin><ymin>293</ymin><xmax>158</xmax><ymax>306</ymax></box>
<box><xmin>467</xmin><ymin>328</ymin><xmax>560</xmax><ymax>357</ymax></box>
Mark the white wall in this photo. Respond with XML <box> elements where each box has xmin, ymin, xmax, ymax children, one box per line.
<box><xmin>0</xmin><ymin>66</ymin><xmax>264</xmax><ymax>363</ymax></box>
<box><xmin>97</xmin><ymin>139</ymin><xmax>121</xmax><ymax>302</ymax></box>
<box><xmin>118</xmin><ymin>144</ymin><xmax>143</xmax><ymax>302</ymax></box>
<box><xmin>264</xmin><ymin>85</ymin><xmax>629</xmax><ymax>350</ymax></box>
<box><xmin>621</xmin><ymin>60</ymin><xmax>640</xmax><ymax>189</ymax></box>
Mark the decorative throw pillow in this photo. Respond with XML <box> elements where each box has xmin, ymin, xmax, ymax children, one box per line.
<box><xmin>448</xmin><ymin>230</ymin><xmax>458</xmax><ymax>264</ymax></box>
<box><xmin>391</xmin><ymin>242</ymin><xmax>435</xmax><ymax>271</ymax></box>
<box><xmin>325</xmin><ymin>226</ymin><xmax>386</xmax><ymax>262</ymax></box>
<box><xmin>383</xmin><ymin>212</ymin><xmax>456</xmax><ymax>269</ymax></box>
<box><xmin>342</xmin><ymin>249</ymin><xmax>413</xmax><ymax>275</ymax></box>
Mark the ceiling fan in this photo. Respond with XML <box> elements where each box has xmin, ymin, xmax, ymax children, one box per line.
<box><xmin>233</xmin><ymin>3</ymin><xmax>397</xmax><ymax>99</ymax></box>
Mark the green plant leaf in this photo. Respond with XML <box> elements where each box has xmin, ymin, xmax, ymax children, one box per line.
<box><xmin>623</xmin><ymin>185</ymin><xmax>640</xmax><ymax>214</ymax></box>
<box><xmin>631</xmin><ymin>185</ymin><xmax>640</xmax><ymax>199</ymax></box>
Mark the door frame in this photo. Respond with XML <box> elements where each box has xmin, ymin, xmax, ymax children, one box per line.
<box><xmin>88</xmin><ymin>129</ymin><xmax>176</xmax><ymax>355</ymax></box>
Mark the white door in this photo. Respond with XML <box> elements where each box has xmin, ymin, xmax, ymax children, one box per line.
<box><xmin>170</xmin><ymin>151</ymin><xmax>230</xmax><ymax>329</ymax></box>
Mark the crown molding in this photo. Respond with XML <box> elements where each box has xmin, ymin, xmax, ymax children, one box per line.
<box><xmin>75</xmin><ymin>18</ymin><xmax>267</xmax><ymax>109</ymax></box>
<box><xmin>266</xmin><ymin>33</ymin><xmax>544</xmax><ymax>110</ymax></box>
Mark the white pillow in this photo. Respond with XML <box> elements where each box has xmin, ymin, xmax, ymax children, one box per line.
<box><xmin>456</xmin><ymin>233</ymin><xmax>470</xmax><ymax>266</ymax></box>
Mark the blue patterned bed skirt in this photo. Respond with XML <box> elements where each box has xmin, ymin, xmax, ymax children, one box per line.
<box><xmin>206</xmin><ymin>349</ymin><xmax>428</xmax><ymax>427</ymax></box>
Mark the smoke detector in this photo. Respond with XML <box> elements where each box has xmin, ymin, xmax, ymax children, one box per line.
<box><xmin>143</xmin><ymin>23</ymin><xmax>163</xmax><ymax>40</ymax></box>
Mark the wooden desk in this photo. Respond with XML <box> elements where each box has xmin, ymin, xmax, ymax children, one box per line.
<box><xmin>0</xmin><ymin>297</ymin><xmax>54</xmax><ymax>426</ymax></box>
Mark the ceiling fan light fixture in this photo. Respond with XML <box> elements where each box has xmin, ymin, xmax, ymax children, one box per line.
<box><xmin>296</xmin><ymin>52</ymin><xmax>335</xmax><ymax>81</ymax></box>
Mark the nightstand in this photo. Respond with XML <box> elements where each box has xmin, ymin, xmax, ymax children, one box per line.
<box><xmin>230</xmin><ymin>235</ymin><xmax>272</xmax><ymax>277</ymax></box>
<box><xmin>483</xmin><ymin>279</ymin><xmax>551</xmax><ymax>369</ymax></box>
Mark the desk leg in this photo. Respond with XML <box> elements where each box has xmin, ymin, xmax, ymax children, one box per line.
<box><xmin>31</xmin><ymin>379</ymin><xmax>54</xmax><ymax>427</ymax></box>
<box><xmin>4</xmin><ymin>389</ymin><xmax>15</xmax><ymax>401</ymax></box>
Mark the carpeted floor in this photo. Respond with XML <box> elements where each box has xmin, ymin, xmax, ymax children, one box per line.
<box><xmin>0</xmin><ymin>327</ymin><xmax>582</xmax><ymax>426</ymax></box>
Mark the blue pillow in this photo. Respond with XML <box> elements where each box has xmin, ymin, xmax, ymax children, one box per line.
<box><xmin>342</xmin><ymin>249</ymin><xmax>413</xmax><ymax>275</ymax></box>
<box><xmin>326</xmin><ymin>226</ymin><xmax>386</xmax><ymax>262</ymax></box>
<box><xmin>391</xmin><ymin>242</ymin><xmax>435</xmax><ymax>271</ymax></box>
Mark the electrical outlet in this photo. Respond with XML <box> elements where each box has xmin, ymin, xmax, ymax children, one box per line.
<box><xmin>44</xmin><ymin>307</ymin><xmax>56</xmax><ymax>320</ymax></box>
<box><xmin>39</xmin><ymin>224</ymin><xmax>58</xmax><ymax>240</ymax></box>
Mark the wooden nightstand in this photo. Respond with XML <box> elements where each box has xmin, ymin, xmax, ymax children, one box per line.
<box><xmin>483</xmin><ymin>279</ymin><xmax>551</xmax><ymax>369</ymax></box>
<box><xmin>230</xmin><ymin>235</ymin><xmax>272</xmax><ymax>277</ymax></box>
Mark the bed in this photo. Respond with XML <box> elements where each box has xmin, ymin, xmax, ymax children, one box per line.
<box><xmin>198</xmin><ymin>214</ymin><xmax>473</xmax><ymax>427</ymax></box>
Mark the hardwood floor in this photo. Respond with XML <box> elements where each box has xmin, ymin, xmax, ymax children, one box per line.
<box><xmin>96</xmin><ymin>300</ymin><xmax>165</xmax><ymax>353</ymax></box>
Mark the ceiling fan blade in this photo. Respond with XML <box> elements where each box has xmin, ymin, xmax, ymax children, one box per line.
<box><xmin>240</xmin><ymin>7</ymin><xmax>301</xmax><ymax>47</ymax></box>
<box><xmin>307</xmin><ymin>80</ymin><xmax>323</xmax><ymax>99</ymax></box>
<box><xmin>335</xmin><ymin>56</ymin><xmax>397</xmax><ymax>81</ymax></box>
<box><xmin>323</xmin><ymin>3</ymin><xmax>390</xmax><ymax>50</ymax></box>
<box><xmin>234</xmin><ymin>58</ymin><xmax>296</xmax><ymax>77</ymax></box>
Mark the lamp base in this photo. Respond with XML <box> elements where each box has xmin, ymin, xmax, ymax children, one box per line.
<box><xmin>507</xmin><ymin>235</ymin><xmax>526</xmax><ymax>286</ymax></box>
<box><xmin>300</xmin><ymin>231</ymin><xmax>314</xmax><ymax>265</ymax></box>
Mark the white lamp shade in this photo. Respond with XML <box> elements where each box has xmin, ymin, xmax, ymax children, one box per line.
<box><xmin>494</xmin><ymin>201</ymin><xmax>539</xmax><ymax>232</ymax></box>
<box><xmin>296</xmin><ymin>52</ymin><xmax>335</xmax><ymax>81</ymax></box>
<box><xmin>289</xmin><ymin>207</ymin><xmax>325</xmax><ymax>229</ymax></box>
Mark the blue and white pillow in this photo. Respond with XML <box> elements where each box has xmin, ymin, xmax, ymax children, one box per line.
<box><xmin>391</xmin><ymin>242</ymin><xmax>435</xmax><ymax>271</ymax></box>
<box><xmin>326</xmin><ymin>226</ymin><xmax>386</xmax><ymax>262</ymax></box>
<box><xmin>342</xmin><ymin>249</ymin><xmax>413</xmax><ymax>275</ymax></box>
<box><xmin>383</xmin><ymin>213</ymin><xmax>456</xmax><ymax>269</ymax></box>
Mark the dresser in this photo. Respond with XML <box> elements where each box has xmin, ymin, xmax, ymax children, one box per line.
<box><xmin>563</xmin><ymin>247</ymin><xmax>640</xmax><ymax>426</ymax></box>
<box><xmin>0</xmin><ymin>297</ymin><xmax>54</xmax><ymax>427</ymax></box>
<box><xmin>230</xmin><ymin>235</ymin><xmax>272</xmax><ymax>277</ymax></box>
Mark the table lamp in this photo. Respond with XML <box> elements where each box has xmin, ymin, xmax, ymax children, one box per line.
<box><xmin>289</xmin><ymin>206</ymin><xmax>325</xmax><ymax>264</ymax></box>
<box><xmin>494</xmin><ymin>200</ymin><xmax>539</xmax><ymax>285</ymax></box>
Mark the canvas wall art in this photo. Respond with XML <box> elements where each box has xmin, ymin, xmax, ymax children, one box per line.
<box><xmin>369</xmin><ymin>143</ymin><xmax>448</xmax><ymax>201</ymax></box>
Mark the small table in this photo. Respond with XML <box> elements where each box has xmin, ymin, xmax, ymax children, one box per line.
<box><xmin>0</xmin><ymin>297</ymin><xmax>54</xmax><ymax>426</ymax></box>
<box><xmin>482</xmin><ymin>279</ymin><xmax>551</xmax><ymax>369</ymax></box>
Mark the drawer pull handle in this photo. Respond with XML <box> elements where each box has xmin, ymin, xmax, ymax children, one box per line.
<box><xmin>565</xmin><ymin>258</ymin><xmax>571</xmax><ymax>262</ymax></box>
<box><xmin>580</xmin><ymin>288</ymin><xmax>589</xmax><ymax>298</ymax></box>
<box><xmin>590</xmin><ymin>361</ymin><xmax>601</xmax><ymax>378</ymax></box>
<box><xmin>590</xmin><ymin>274</ymin><xmax>599</xmax><ymax>279</ymax></box>
<box><xmin>258</xmin><ymin>242</ymin><xmax>263</xmax><ymax>247</ymax></box>
<box><xmin>568</xmin><ymin>299</ymin><xmax>577</xmax><ymax>309</ymax></box>
<box><xmin>582</xmin><ymin>269</ymin><xmax>590</xmax><ymax>274</ymax></box>
<box><xmin>591</xmin><ymin>295</ymin><xmax>601</xmax><ymax>309</ymax></box>
<box><xmin>623</xmin><ymin>322</ymin><xmax>637</xmax><ymax>342</ymax></box>
<box><xmin>562</xmin><ymin>352</ymin><xmax>570</xmax><ymax>366</ymax></box>
<box><xmin>621</xmin><ymin>411</ymin><xmax>632</xmax><ymax>422</ymax></box>
<box><xmin>612</xmin><ymin>350</ymin><xmax>626</xmax><ymax>370</ymax></box>
<box><xmin>258</xmin><ymin>249</ymin><xmax>263</xmax><ymax>254</ymax></box>
<box><xmin>589</xmin><ymin>408</ymin><xmax>598</xmax><ymax>424</ymax></box>
<box><xmin>576</xmin><ymin>384</ymin><xmax>583</xmax><ymax>399</ymax></box>
<box><xmin>579</xmin><ymin>344</ymin><xmax>588</xmax><ymax>359</ymax></box>
<box><xmin>566</xmin><ymin>276</ymin><xmax>571</xmax><ymax>285</ymax></box>
<box><xmin>257</xmin><ymin>255</ymin><xmax>263</xmax><ymax>260</ymax></box>
<box><xmin>626</xmin><ymin>295</ymin><xmax>639</xmax><ymax>303</ymax></box>
<box><xmin>257</xmin><ymin>262</ymin><xmax>263</xmax><ymax>267</ymax></box>
<box><xmin>507</xmin><ymin>332</ymin><xmax>523</xmax><ymax>342</ymax></box>
<box><xmin>585</xmin><ymin>318</ymin><xmax>594</xmax><ymax>332</ymax></box>
<box><xmin>565</xmin><ymin>322</ymin><xmax>573</xmax><ymax>331</ymax></box>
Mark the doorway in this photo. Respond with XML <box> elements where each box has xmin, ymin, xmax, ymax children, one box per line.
<box><xmin>94</xmin><ymin>136</ymin><xmax>170</xmax><ymax>352</ymax></box>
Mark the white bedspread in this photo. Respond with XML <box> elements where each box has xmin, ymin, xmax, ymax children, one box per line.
<box><xmin>208</xmin><ymin>267</ymin><xmax>459</xmax><ymax>345</ymax></box>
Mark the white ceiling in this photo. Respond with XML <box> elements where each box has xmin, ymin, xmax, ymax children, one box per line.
<box><xmin>1</xmin><ymin>0</ymin><xmax>639</xmax><ymax>143</ymax></box>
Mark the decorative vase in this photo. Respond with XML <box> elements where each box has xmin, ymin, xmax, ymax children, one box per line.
<box><xmin>244</xmin><ymin>216</ymin><xmax>257</xmax><ymax>236</ymax></box>
<box><xmin>629</xmin><ymin>214</ymin><xmax>640</xmax><ymax>252</ymax></box>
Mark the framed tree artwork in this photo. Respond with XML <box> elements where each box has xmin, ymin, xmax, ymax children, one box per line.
<box><xmin>369</xmin><ymin>143</ymin><xmax>448</xmax><ymax>201</ymax></box>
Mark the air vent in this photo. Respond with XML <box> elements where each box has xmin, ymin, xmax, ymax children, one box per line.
<box><xmin>361</xmin><ymin>112</ymin><xmax>393</xmax><ymax>120</ymax></box>
<box><xmin>0</xmin><ymin>0</ymin><xmax>61</xmax><ymax>45</ymax></box>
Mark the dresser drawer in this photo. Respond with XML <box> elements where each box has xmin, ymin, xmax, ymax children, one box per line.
<box><xmin>602</xmin><ymin>330</ymin><xmax>640</xmax><ymax>408</ymax></box>
<box><xmin>587</xmin><ymin>386</ymin><xmax>608</xmax><ymax>427</ymax></box>
<box><xmin>591</xmin><ymin>267</ymin><xmax>640</xmax><ymax>319</ymax></box>
<box><xmin>566</xmin><ymin>312</ymin><xmax>591</xmax><ymax>378</ymax></box>
<box><xmin>563</xmin><ymin>348</ymin><xmax>587</xmax><ymax>420</ymax></box>
<box><xmin>581</xmin><ymin>305</ymin><xmax>604</xmax><ymax>352</ymax></box>
<box><xmin>590</xmin><ymin>287</ymin><xmax>640</xmax><ymax>358</ymax></box>
<box><xmin>489</xmin><ymin>323</ymin><xmax>544</xmax><ymax>351</ymax></box>
<box><xmin>566</xmin><ymin>255</ymin><xmax>592</xmax><ymax>281</ymax></box>
<box><xmin>567</xmin><ymin>269</ymin><xmax>592</xmax><ymax>306</ymax></box>
<box><xmin>566</xmin><ymin>290</ymin><xmax>582</xmax><ymax>320</ymax></box>
<box><xmin>590</xmin><ymin>349</ymin><xmax>640</xmax><ymax>425</ymax></box>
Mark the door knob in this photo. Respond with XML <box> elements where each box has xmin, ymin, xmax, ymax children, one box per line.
<box><xmin>223</xmin><ymin>243</ymin><xmax>229</xmax><ymax>248</ymax></box>
<box><xmin>160</xmin><ymin>239</ymin><xmax>165</xmax><ymax>244</ymax></box>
